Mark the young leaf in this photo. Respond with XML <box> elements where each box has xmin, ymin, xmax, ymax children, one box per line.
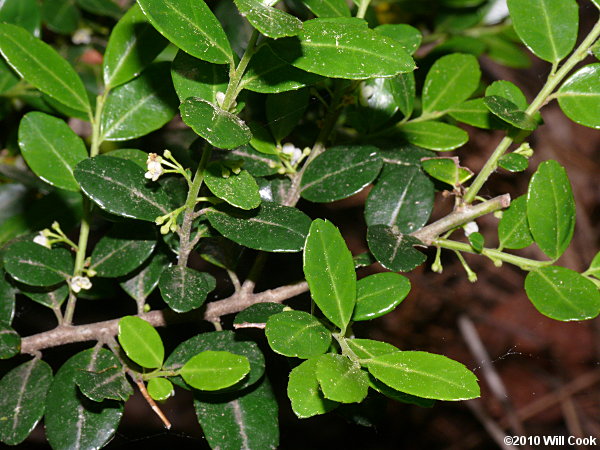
<box><xmin>180</xmin><ymin>351</ymin><xmax>250</xmax><ymax>391</ymax></box>
<box><xmin>352</xmin><ymin>273</ymin><xmax>411</xmax><ymax>321</ymax></box>
<box><xmin>42</xmin><ymin>0</ymin><xmax>79</xmax><ymax>35</ymax></box>
<box><xmin>3</xmin><ymin>242</ymin><xmax>73</xmax><ymax>287</ymax></box>
<box><xmin>367</xmin><ymin>225</ymin><xmax>427</xmax><ymax>273</ymax></box>
<box><xmin>527</xmin><ymin>160</ymin><xmax>575</xmax><ymax>260</ymax></box>
<box><xmin>18</xmin><ymin>112</ymin><xmax>88</xmax><ymax>192</ymax></box>
<box><xmin>368</xmin><ymin>351</ymin><xmax>480</xmax><ymax>400</ymax></box>
<box><xmin>499</xmin><ymin>153</ymin><xmax>528</xmax><ymax>172</ymax></box>
<box><xmin>0</xmin><ymin>358</ymin><xmax>53</xmax><ymax>445</ymax></box>
<box><xmin>468</xmin><ymin>232</ymin><xmax>484</xmax><ymax>253</ymax></box>
<box><xmin>524</xmin><ymin>266</ymin><xmax>600</xmax><ymax>321</ymax></box>
<box><xmin>483</xmin><ymin>96</ymin><xmax>537</xmax><ymax>130</ymax></box>
<box><xmin>0</xmin><ymin>324</ymin><xmax>19</xmax><ymax>358</ymax></box>
<box><xmin>301</xmin><ymin>0</ymin><xmax>351</xmax><ymax>18</ymax></box>
<box><xmin>267</xmin><ymin>88</ymin><xmax>309</xmax><ymax>143</ymax></box>
<box><xmin>171</xmin><ymin>50</ymin><xmax>228</xmax><ymax>103</ymax></box>
<box><xmin>376</xmin><ymin>24</ymin><xmax>422</xmax><ymax>55</ymax></box>
<box><xmin>147</xmin><ymin>378</ymin><xmax>174</xmax><ymax>401</ymax></box>
<box><xmin>316</xmin><ymin>354</ymin><xmax>369</xmax><ymax>403</ymax></box>
<box><xmin>498</xmin><ymin>195</ymin><xmax>533</xmax><ymax>249</ymax></box>
<box><xmin>234</xmin><ymin>0</ymin><xmax>302</xmax><ymax>38</ymax></box>
<box><xmin>345</xmin><ymin>338</ymin><xmax>398</xmax><ymax>365</ymax></box>
<box><xmin>120</xmin><ymin>251</ymin><xmax>171</xmax><ymax>304</ymax></box>
<box><xmin>74</xmin><ymin>365</ymin><xmax>133</xmax><ymax>402</ymax></box>
<box><xmin>265</xmin><ymin>310</ymin><xmax>332</xmax><ymax>359</ymax></box>
<box><xmin>288</xmin><ymin>357</ymin><xmax>338</xmax><ymax>418</ymax></box>
<box><xmin>204</xmin><ymin>163</ymin><xmax>261</xmax><ymax>210</ymax></box>
<box><xmin>557</xmin><ymin>64</ymin><xmax>600</xmax><ymax>129</ymax></box>
<box><xmin>180</xmin><ymin>97</ymin><xmax>252</xmax><ymax>150</ymax></box>
<box><xmin>45</xmin><ymin>348</ymin><xmax>124</xmax><ymax>450</ymax></box>
<box><xmin>136</xmin><ymin>0</ymin><xmax>233</xmax><ymax>65</ymax></box>
<box><xmin>118</xmin><ymin>316</ymin><xmax>164</xmax><ymax>369</ymax></box>
<box><xmin>585</xmin><ymin>252</ymin><xmax>600</xmax><ymax>279</ymax></box>
<box><xmin>158</xmin><ymin>266</ymin><xmax>216</xmax><ymax>313</ymax></box>
<box><xmin>303</xmin><ymin>219</ymin><xmax>356</xmax><ymax>330</ymax></box>
<box><xmin>507</xmin><ymin>0</ymin><xmax>578</xmax><ymax>63</ymax></box>
<box><xmin>0</xmin><ymin>23</ymin><xmax>90</xmax><ymax>114</ymax></box>
<box><xmin>421</xmin><ymin>157</ymin><xmax>473</xmax><ymax>188</ymax></box>
<box><xmin>397</xmin><ymin>121</ymin><xmax>468</xmax><ymax>151</ymax></box>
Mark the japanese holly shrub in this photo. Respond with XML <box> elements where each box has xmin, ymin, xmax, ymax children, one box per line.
<box><xmin>0</xmin><ymin>0</ymin><xmax>599</xmax><ymax>448</ymax></box>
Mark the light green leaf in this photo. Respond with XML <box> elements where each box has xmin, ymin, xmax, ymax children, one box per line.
<box><xmin>375</xmin><ymin>24</ymin><xmax>422</xmax><ymax>55</ymax></box>
<box><xmin>158</xmin><ymin>266</ymin><xmax>216</xmax><ymax>313</ymax></box>
<box><xmin>171</xmin><ymin>50</ymin><xmax>228</xmax><ymax>103</ymax></box>
<box><xmin>345</xmin><ymin>338</ymin><xmax>398</xmax><ymax>365</ymax></box>
<box><xmin>147</xmin><ymin>378</ymin><xmax>173</xmax><ymax>401</ymax></box>
<box><xmin>3</xmin><ymin>242</ymin><xmax>73</xmax><ymax>287</ymax></box>
<box><xmin>180</xmin><ymin>350</ymin><xmax>250</xmax><ymax>391</ymax></box>
<box><xmin>316</xmin><ymin>354</ymin><xmax>369</xmax><ymax>403</ymax></box>
<box><xmin>353</xmin><ymin>273</ymin><xmax>411</xmax><ymax>321</ymax></box>
<box><xmin>525</xmin><ymin>266</ymin><xmax>600</xmax><ymax>321</ymax></box>
<box><xmin>118</xmin><ymin>316</ymin><xmax>164</xmax><ymax>369</ymax></box>
<box><xmin>585</xmin><ymin>252</ymin><xmax>600</xmax><ymax>279</ymax></box>
<box><xmin>42</xmin><ymin>0</ymin><xmax>79</xmax><ymax>35</ymax></box>
<box><xmin>498</xmin><ymin>195</ymin><xmax>533</xmax><ymax>249</ymax></box>
<box><xmin>18</xmin><ymin>112</ymin><xmax>88</xmax><ymax>192</ymax></box>
<box><xmin>303</xmin><ymin>219</ymin><xmax>356</xmax><ymax>330</ymax></box>
<box><xmin>234</xmin><ymin>0</ymin><xmax>302</xmax><ymax>38</ymax></box>
<box><xmin>265</xmin><ymin>310</ymin><xmax>332</xmax><ymax>359</ymax></box>
<box><xmin>301</xmin><ymin>0</ymin><xmax>351</xmax><ymax>18</ymax></box>
<box><xmin>368</xmin><ymin>374</ymin><xmax>435</xmax><ymax>407</ymax></box>
<box><xmin>421</xmin><ymin>156</ymin><xmax>473</xmax><ymax>187</ymax></box>
<box><xmin>0</xmin><ymin>58</ymin><xmax>18</xmax><ymax>94</ymax></box>
<box><xmin>448</xmin><ymin>98</ymin><xmax>497</xmax><ymax>129</ymax></box>
<box><xmin>204</xmin><ymin>163</ymin><xmax>261</xmax><ymax>210</ymax></box>
<box><xmin>388</xmin><ymin>72</ymin><xmax>416</xmax><ymax>118</ymax></box>
<box><xmin>288</xmin><ymin>358</ymin><xmax>338</xmax><ymax>418</ymax></box>
<box><xmin>499</xmin><ymin>153</ymin><xmax>529</xmax><ymax>172</ymax></box>
<box><xmin>557</xmin><ymin>64</ymin><xmax>600</xmax><ymax>129</ymax></box>
<box><xmin>483</xmin><ymin>95</ymin><xmax>537</xmax><ymax>130</ymax></box>
<box><xmin>486</xmin><ymin>80</ymin><xmax>528</xmax><ymax>110</ymax></box>
<box><xmin>0</xmin><ymin>0</ymin><xmax>41</xmax><ymax>36</ymax></box>
<box><xmin>367</xmin><ymin>224</ymin><xmax>426</xmax><ymax>273</ymax></box>
<box><xmin>397</xmin><ymin>121</ymin><xmax>468</xmax><ymax>151</ymax></box>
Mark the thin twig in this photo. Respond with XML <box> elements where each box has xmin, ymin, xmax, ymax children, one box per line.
<box><xmin>134</xmin><ymin>378</ymin><xmax>172</xmax><ymax>429</ymax></box>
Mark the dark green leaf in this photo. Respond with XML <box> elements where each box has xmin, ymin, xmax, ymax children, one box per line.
<box><xmin>213</xmin><ymin>146</ymin><xmax>281</xmax><ymax>177</ymax></box>
<box><xmin>3</xmin><ymin>242</ymin><xmax>72</xmax><ymax>286</ymax></box>
<box><xmin>352</xmin><ymin>77</ymin><xmax>402</xmax><ymax>131</ymax></box>
<box><xmin>0</xmin><ymin>358</ymin><xmax>52</xmax><ymax>445</ymax></box>
<box><xmin>525</xmin><ymin>266</ymin><xmax>600</xmax><ymax>321</ymax></box>
<box><xmin>345</xmin><ymin>338</ymin><xmax>398</xmax><ymax>365</ymax></box>
<box><xmin>107</xmin><ymin>148</ymin><xmax>148</xmax><ymax>169</ymax></box>
<box><xmin>288</xmin><ymin>357</ymin><xmax>338</xmax><ymax>418</ymax></box>
<box><xmin>499</xmin><ymin>153</ymin><xmax>528</xmax><ymax>172</ymax></box>
<box><xmin>266</xmin><ymin>310</ymin><xmax>331</xmax><ymax>358</ymax></box>
<box><xmin>198</xmin><ymin>236</ymin><xmax>242</xmax><ymax>270</ymax></box>
<box><xmin>120</xmin><ymin>251</ymin><xmax>171</xmax><ymax>304</ymax></box>
<box><xmin>234</xmin><ymin>0</ymin><xmax>302</xmax><ymax>38</ymax></box>
<box><xmin>375</xmin><ymin>24</ymin><xmax>422</xmax><ymax>55</ymax></box>
<box><xmin>147</xmin><ymin>378</ymin><xmax>173</xmax><ymax>401</ymax></box>
<box><xmin>480</xmin><ymin>34</ymin><xmax>531</xmax><ymax>69</ymax></box>
<box><xmin>118</xmin><ymin>315</ymin><xmax>164</xmax><ymax>368</ymax></box>
<box><xmin>267</xmin><ymin>88</ymin><xmax>309</xmax><ymax>143</ymax></box>
<box><xmin>389</xmin><ymin>72</ymin><xmax>415</xmax><ymax>118</ymax></box>
<box><xmin>256</xmin><ymin>177</ymin><xmax>291</xmax><ymax>204</ymax></box>
<box><xmin>557</xmin><ymin>64</ymin><xmax>600</xmax><ymax>129</ymax></box>
<box><xmin>76</xmin><ymin>0</ymin><xmax>121</xmax><ymax>18</ymax></box>
<box><xmin>248</xmin><ymin>122</ymin><xmax>279</xmax><ymax>155</ymax></box>
<box><xmin>0</xmin><ymin>58</ymin><xmax>18</xmax><ymax>94</ymax></box>
<box><xmin>397</xmin><ymin>121</ymin><xmax>468</xmax><ymax>151</ymax></box>
<box><xmin>74</xmin><ymin>363</ymin><xmax>133</xmax><ymax>402</ymax></box>
<box><xmin>353</xmin><ymin>252</ymin><xmax>376</xmax><ymax>268</ymax></box>
<box><xmin>158</xmin><ymin>266</ymin><xmax>216</xmax><ymax>313</ymax></box>
<box><xmin>0</xmin><ymin>275</ymin><xmax>15</xmax><ymax>324</ymax></box>
<box><xmin>300</xmin><ymin>145</ymin><xmax>382</xmax><ymax>203</ymax></box>
<box><xmin>233</xmin><ymin>303</ymin><xmax>286</xmax><ymax>327</ymax></box>
<box><xmin>180</xmin><ymin>351</ymin><xmax>250</xmax><ymax>391</ymax></box>
<box><xmin>421</xmin><ymin>156</ymin><xmax>473</xmax><ymax>187</ymax></box>
<box><xmin>20</xmin><ymin>283</ymin><xmax>69</xmax><ymax>310</ymax></box>
<box><xmin>0</xmin><ymin>0</ymin><xmax>41</xmax><ymax>36</ymax></box>
<box><xmin>171</xmin><ymin>50</ymin><xmax>228</xmax><ymax>103</ymax></box>
<box><xmin>302</xmin><ymin>0</ymin><xmax>351</xmax><ymax>18</ymax></box>
<box><xmin>204</xmin><ymin>163</ymin><xmax>261</xmax><ymax>210</ymax></box>
<box><xmin>483</xmin><ymin>96</ymin><xmax>537</xmax><ymax>130</ymax></box>
<box><xmin>468</xmin><ymin>232</ymin><xmax>484</xmax><ymax>252</ymax></box>
<box><xmin>367</xmin><ymin>225</ymin><xmax>427</xmax><ymax>273</ymax></box>
<box><xmin>316</xmin><ymin>354</ymin><xmax>369</xmax><ymax>403</ymax></box>
<box><xmin>0</xmin><ymin>324</ymin><xmax>19</xmax><ymax>358</ymax></box>
<box><xmin>42</xmin><ymin>0</ymin><xmax>79</xmax><ymax>35</ymax></box>
<box><xmin>448</xmin><ymin>98</ymin><xmax>496</xmax><ymax>129</ymax></box>
<box><xmin>353</xmin><ymin>272</ymin><xmax>411</xmax><ymax>321</ymax></box>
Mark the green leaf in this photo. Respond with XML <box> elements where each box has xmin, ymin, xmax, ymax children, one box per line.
<box><xmin>120</xmin><ymin>251</ymin><xmax>170</xmax><ymax>304</ymax></box>
<box><xmin>468</xmin><ymin>232</ymin><xmax>484</xmax><ymax>252</ymax></box>
<box><xmin>0</xmin><ymin>23</ymin><xmax>90</xmax><ymax>114</ymax></box>
<box><xmin>365</xmin><ymin>165</ymin><xmax>434</xmax><ymax>233</ymax></box>
<box><xmin>266</xmin><ymin>310</ymin><xmax>332</xmax><ymax>358</ymax></box>
<box><xmin>586</xmin><ymin>252</ymin><xmax>600</xmax><ymax>279</ymax></box>
<box><xmin>302</xmin><ymin>0</ymin><xmax>350</xmax><ymax>17</ymax></box>
<box><xmin>74</xmin><ymin>155</ymin><xmax>171</xmax><ymax>221</ymax></box>
<box><xmin>375</xmin><ymin>24</ymin><xmax>422</xmax><ymax>55</ymax></box>
<box><xmin>158</xmin><ymin>266</ymin><xmax>216</xmax><ymax>313</ymax></box>
<box><xmin>195</xmin><ymin>376</ymin><xmax>279</xmax><ymax>449</ymax></box>
<box><xmin>234</xmin><ymin>0</ymin><xmax>302</xmax><ymax>38</ymax></box>
<box><xmin>422</xmin><ymin>53</ymin><xmax>480</xmax><ymax>114</ymax></box>
<box><xmin>0</xmin><ymin>58</ymin><xmax>18</xmax><ymax>94</ymax></box>
<box><xmin>527</xmin><ymin>160</ymin><xmax>575</xmax><ymax>260</ymax></box>
<box><xmin>106</xmin><ymin>148</ymin><xmax>148</xmax><ymax>169</ymax></box>
<box><xmin>180</xmin><ymin>350</ymin><xmax>250</xmax><ymax>391</ymax></box>
<box><xmin>352</xmin><ymin>77</ymin><xmax>404</xmax><ymax>132</ymax></box>
<box><xmin>248</xmin><ymin>123</ymin><xmax>279</xmax><ymax>154</ymax></box>
<box><xmin>136</xmin><ymin>0</ymin><xmax>233</xmax><ymax>64</ymax></box>
<box><xmin>300</xmin><ymin>145</ymin><xmax>382</xmax><ymax>203</ymax></box>
<box><xmin>368</xmin><ymin>374</ymin><xmax>435</xmax><ymax>407</ymax></box>
<box><xmin>90</xmin><ymin>222</ymin><xmax>156</xmax><ymax>278</ymax></box>
<box><xmin>42</xmin><ymin>0</ymin><xmax>79</xmax><ymax>35</ymax></box>
<box><xmin>507</xmin><ymin>0</ymin><xmax>578</xmax><ymax>63</ymax></box>
<box><xmin>74</xmin><ymin>364</ymin><xmax>133</xmax><ymax>402</ymax></box>
<box><xmin>0</xmin><ymin>275</ymin><xmax>15</xmax><ymax>324</ymax></box>
<box><xmin>118</xmin><ymin>316</ymin><xmax>164</xmax><ymax>368</ymax></box>
<box><xmin>0</xmin><ymin>0</ymin><xmax>41</xmax><ymax>36</ymax></box>
<box><xmin>448</xmin><ymin>98</ymin><xmax>496</xmax><ymax>129</ymax></box>
<box><xmin>198</xmin><ymin>236</ymin><xmax>242</xmax><ymax>270</ymax></box>
<box><xmin>557</xmin><ymin>64</ymin><xmax>600</xmax><ymax>129</ymax></box>
<box><xmin>267</xmin><ymin>88</ymin><xmax>309</xmax><ymax>143</ymax></box>
<box><xmin>389</xmin><ymin>72</ymin><xmax>415</xmax><ymax>118</ymax></box>
<box><xmin>525</xmin><ymin>266</ymin><xmax>600</xmax><ymax>321</ymax></box>
<box><xmin>499</xmin><ymin>196</ymin><xmax>533</xmax><ymax>250</ymax></box>
<box><xmin>171</xmin><ymin>50</ymin><xmax>228</xmax><ymax>103</ymax></box>
<box><xmin>0</xmin><ymin>358</ymin><xmax>52</xmax><ymax>445</ymax></box>
<box><xmin>18</xmin><ymin>112</ymin><xmax>88</xmax><ymax>192</ymax></box>
<box><xmin>206</xmin><ymin>203</ymin><xmax>311</xmax><ymax>252</ymax></box>
<box><xmin>180</xmin><ymin>97</ymin><xmax>252</xmax><ymax>150</ymax></box>
<box><xmin>0</xmin><ymin>324</ymin><xmax>19</xmax><ymax>358</ymax></box>
<box><xmin>421</xmin><ymin>156</ymin><xmax>473</xmax><ymax>187</ymax></box>
<box><xmin>483</xmin><ymin>96</ymin><xmax>537</xmax><ymax>130</ymax></box>
<box><xmin>304</xmin><ymin>219</ymin><xmax>356</xmax><ymax>330</ymax></box>
<box><xmin>147</xmin><ymin>378</ymin><xmax>173</xmax><ymax>401</ymax></box>
<box><xmin>316</xmin><ymin>354</ymin><xmax>369</xmax><ymax>403</ymax></box>
<box><xmin>103</xmin><ymin>3</ymin><xmax>168</xmax><ymax>89</ymax></box>
<box><xmin>271</xmin><ymin>18</ymin><xmax>415</xmax><ymax>80</ymax></box>
<box><xmin>345</xmin><ymin>338</ymin><xmax>398</xmax><ymax>365</ymax></box>
<box><xmin>368</xmin><ymin>351</ymin><xmax>480</xmax><ymax>400</ymax></box>
<box><xmin>367</xmin><ymin>225</ymin><xmax>427</xmax><ymax>273</ymax></box>
<box><xmin>486</xmin><ymin>80</ymin><xmax>528</xmax><ymax>110</ymax></box>
<box><xmin>353</xmin><ymin>272</ymin><xmax>411</xmax><ymax>321</ymax></box>
<box><xmin>204</xmin><ymin>163</ymin><xmax>261</xmax><ymax>210</ymax></box>
<box><xmin>19</xmin><ymin>283</ymin><xmax>68</xmax><ymax>310</ymax></box>
<box><xmin>499</xmin><ymin>153</ymin><xmax>529</xmax><ymax>172</ymax></box>
<box><xmin>288</xmin><ymin>357</ymin><xmax>338</xmax><ymax>418</ymax></box>
<box><xmin>234</xmin><ymin>303</ymin><xmax>286</xmax><ymax>327</ymax></box>
<box><xmin>45</xmin><ymin>348</ymin><xmax>124</xmax><ymax>450</ymax></box>
<box><xmin>3</xmin><ymin>242</ymin><xmax>72</xmax><ymax>286</ymax></box>
<box><xmin>213</xmin><ymin>146</ymin><xmax>281</xmax><ymax>177</ymax></box>
<box><xmin>101</xmin><ymin>62</ymin><xmax>179</xmax><ymax>141</ymax></box>
<box><xmin>397</xmin><ymin>121</ymin><xmax>468</xmax><ymax>151</ymax></box>
<box><xmin>480</xmin><ymin>34</ymin><xmax>532</xmax><ymax>69</ymax></box>
<box><xmin>76</xmin><ymin>0</ymin><xmax>121</xmax><ymax>18</ymax></box>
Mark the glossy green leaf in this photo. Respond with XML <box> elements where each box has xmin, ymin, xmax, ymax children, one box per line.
<box><xmin>302</xmin><ymin>0</ymin><xmax>350</xmax><ymax>17</ymax></box>
<box><xmin>353</xmin><ymin>272</ymin><xmax>411</xmax><ymax>321</ymax></box>
<box><xmin>557</xmin><ymin>64</ymin><xmax>600</xmax><ymax>129</ymax></box>
<box><xmin>389</xmin><ymin>72</ymin><xmax>415</xmax><ymax>118</ymax></box>
<box><xmin>316</xmin><ymin>354</ymin><xmax>369</xmax><ymax>403</ymax></box>
<box><xmin>0</xmin><ymin>324</ymin><xmax>19</xmax><ymax>358</ymax></box>
<box><xmin>3</xmin><ymin>242</ymin><xmax>72</xmax><ymax>286</ymax></box>
<box><xmin>422</xmin><ymin>53</ymin><xmax>480</xmax><ymax>114</ymax></box>
<box><xmin>234</xmin><ymin>0</ymin><xmax>302</xmax><ymax>38</ymax></box>
<box><xmin>365</xmin><ymin>165</ymin><xmax>434</xmax><ymax>233</ymax></box>
<box><xmin>300</xmin><ymin>145</ymin><xmax>382</xmax><ymax>203</ymax></box>
<box><xmin>76</xmin><ymin>0</ymin><xmax>121</xmax><ymax>18</ymax></box>
<box><xmin>137</xmin><ymin>0</ymin><xmax>233</xmax><ymax>64</ymax></box>
<box><xmin>304</xmin><ymin>219</ymin><xmax>356</xmax><ymax>330</ymax></box>
<box><xmin>267</xmin><ymin>88</ymin><xmax>309</xmax><ymax>143</ymax></box>
<box><xmin>158</xmin><ymin>266</ymin><xmax>216</xmax><ymax>313</ymax></box>
<box><xmin>18</xmin><ymin>112</ymin><xmax>88</xmax><ymax>192</ymax></box>
<box><xmin>527</xmin><ymin>160</ymin><xmax>575</xmax><ymax>260</ymax></box>
<box><xmin>0</xmin><ymin>0</ymin><xmax>41</xmax><ymax>36</ymax></box>
<box><xmin>206</xmin><ymin>203</ymin><xmax>311</xmax><ymax>252</ymax></box>
<box><xmin>486</xmin><ymin>80</ymin><xmax>528</xmax><ymax>110</ymax></box>
<box><xmin>213</xmin><ymin>146</ymin><xmax>281</xmax><ymax>177</ymax></box>
<box><xmin>74</xmin><ymin>364</ymin><xmax>133</xmax><ymax>402</ymax></box>
<box><xmin>74</xmin><ymin>155</ymin><xmax>171</xmax><ymax>221</ymax></box>
<box><xmin>525</xmin><ymin>266</ymin><xmax>600</xmax><ymax>321</ymax></box>
<box><xmin>107</xmin><ymin>148</ymin><xmax>148</xmax><ymax>169</ymax></box>
<box><xmin>375</xmin><ymin>24</ymin><xmax>422</xmax><ymax>55</ymax></box>
<box><xmin>0</xmin><ymin>23</ymin><xmax>90</xmax><ymax>113</ymax></box>
<box><xmin>234</xmin><ymin>303</ymin><xmax>286</xmax><ymax>327</ymax></box>
<box><xmin>353</xmin><ymin>77</ymin><xmax>401</xmax><ymax>132</ymax></box>
<box><xmin>120</xmin><ymin>251</ymin><xmax>170</xmax><ymax>305</ymax></box>
<box><xmin>90</xmin><ymin>222</ymin><xmax>156</xmax><ymax>277</ymax></box>
<box><xmin>20</xmin><ymin>283</ymin><xmax>68</xmax><ymax>310</ymax></box>
<box><xmin>484</xmin><ymin>96</ymin><xmax>537</xmax><ymax>130</ymax></box>
<box><xmin>248</xmin><ymin>123</ymin><xmax>279</xmax><ymax>155</ymax></box>
<box><xmin>499</xmin><ymin>153</ymin><xmax>529</xmax><ymax>172</ymax></box>
<box><xmin>101</xmin><ymin>62</ymin><xmax>179</xmax><ymax>141</ymax></box>
<box><xmin>368</xmin><ymin>351</ymin><xmax>479</xmax><ymax>400</ymax></box>
<box><xmin>507</xmin><ymin>0</ymin><xmax>578</xmax><ymax>63</ymax></box>
<box><xmin>118</xmin><ymin>316</ymin><xmax>164</xmax><ymax>368</ymax></box>
<box><xmin>585</xmin><ymin>251</ymin><xmax>600</xmax><ymax>279</ymax></box>
<box><xmin>204</xmin><ymin>163</ymin><xmax>261</xmax><ymax>210</ymax></box>
<box><xmin>147</xmin><ymin>378</ymin><xmax>173</xmax><ymax>401</ymax></box>
<box><xmin>42</xmin><ymin>0</ymin><xmax>79</xmax><ymax>35</ymax></box>
<box><xmin>345</xmin><ymin>338</ymin><xmax>398</xmax><ymax>365</ymax></box>
<box><xmin>0</xmin><ymin>358</ymin><xmax>52</xmax><ymax>445</ymax></box>
<box><xmin>171</xmin><ymin>50</ymin><xmax>228</xmax><ymax>103</ymax></box>
<box><xmin>468</xmin><ymin>232</ymin><xmax>484</xmax><ymax>252</ymax></box>
<box><xmin>180</xmin><ymin>97</ymin><xmax>252</xmax><ymax>150</ymax></box>
<box><xmin>45</xmin><ymin>348</ymin><xmax>124</xmax><ymax>450</ymax></box>
<box><xmin>288</xmin><ymin>357</ymin><xmax>338</xmax><ymax>418</ymax></box>
<box><xmin>0</xmin><ymin>275</ymin><xmax>15</xmax><ymax>324</ymax></box>
<box><xmin>266</xmin><ymin>310</ymin><xmax>331</xmax><ymax>358</ymax></box>
<box><xmin>271</xmin><ymin>18</ymin><xmax>415</xmax><ymax>79</ymax></box>
<box><xmin>103</xmin><ymin>3</ymin><xmax>168</xmax><ymax>89</ymax></box>
<box><xmin>367</xmin><ymin>225</ymin><xmax>427</xmax><ymax>273</ymax></box>
<box><xmin>0</xmin><ymin>59</ymin><xmax>18</xmax><ymax>94</ymax></box>
<box><xmin>180</xmin><ymin>351</ymin><xmax>250</xmax><ymax>391</ymax></box>
<box><xmin>368</xmin><ymin>374</ymin><xmax>435</xmax><ymax>408</ymax></box>
<box><xmin>397</xmin><ymin>121</ymin><xmax>468</xmax><ymax>151</ymax></box>
<box><xmin>448</xmin><ymin>98</ymin><xmax>496</xmax><ymax>129</ymax></box>
<box><xmin>421</xmin><ymin>156</ymin><xmax>473</xmax><ymax>187</ymax></box>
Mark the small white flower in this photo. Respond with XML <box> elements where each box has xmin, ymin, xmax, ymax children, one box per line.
<box><xmin>70</xmin><ymin>276</ymin><xmax>92</xmax><ymax>293</ymax></box>
<box><xmin>215</xmin><ymin>91</ymin><xmax>226</xmax><ymax>108</ymax></box>
<box><xmin>483</xmin><ymin>0</ymin><xmax>509</xmax><ymax>24</ymax></box>
<box><xmin>145</xmin><ymin>153</ymin><xmax>164</xmax><ymax>182</ymax></box>
<box><xmin>33</xmin><ymin>232</ymin><xmax>50</xmax><ymax>248</ymax></box>
<box><xmin>72</xmin><ymin>28</ymin><xmax>92</xmax><ymax>45</ymax></box>
<box><xmin>463</xmin><ymin>221</ymin><xmax>479</xmax><ymax>237</ymax></box>
<box><xmin>281</xmin><ymin>143</ymin><xmax>303</xmax><ymax>166</ymax></box>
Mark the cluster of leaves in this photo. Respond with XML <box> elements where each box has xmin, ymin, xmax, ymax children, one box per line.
<box><xmin>0</xmin><ymin>0</ymin><xmax>599</xmax><ymax>448</ymax></box>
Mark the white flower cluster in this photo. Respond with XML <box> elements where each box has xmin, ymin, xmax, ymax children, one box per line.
<box><xmin>463</xmin><ymin>221</ymin><xmax>479</xmax><ymax>237</ymax></box>
<box><xmin>145</xmin><ymin>153</ymin><xmax>164</xmax><ymax>182</ymax></box>
<box><xmin>281</xmin><ymin>143</ymin><xmax>304</xmax><ymax>166</ymax></box>
<box><xmin>70</xmin><ymin>276</ymin><xmax>92</xmax><ymax>293</ymax></box>
<box><xmin>33</xmin><ymin>231</ymin><xmax>51</xmax><ymax>248</ymax></box>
